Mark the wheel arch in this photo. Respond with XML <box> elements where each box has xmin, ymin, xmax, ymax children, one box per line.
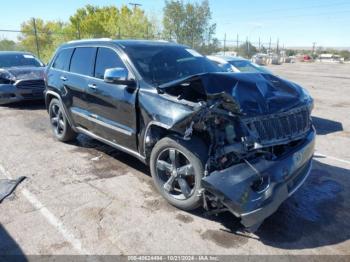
<box><xmin>45</xmin><ymin>90</ymin><xmax>77</xmax><ymax>132</ymax></box>
<box><xmin>143</xmin><ymin>122</ymin><xmax>208</xmax><ymax>165</ymax></box>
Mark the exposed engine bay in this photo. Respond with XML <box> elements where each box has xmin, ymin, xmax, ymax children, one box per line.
<box><xmin>153</xmin><ymin>72</ymin><xmax>315</xmax><ymax>230</ymax></box>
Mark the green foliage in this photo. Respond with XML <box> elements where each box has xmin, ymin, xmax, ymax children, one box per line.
<box><xmin>285</xmin><ymin>49</ymin><xmax>297</xmax><ymax>56</ymax></box>
<box><xmin>17</xmin><ymin>5</ymin><xmax>156</xmax><ymax>63</ymax></box>
<box><xmin>236</xmin><ymin>42</ymin><xmax>258</xmax><ymax>58</ymax></box>
<box><xmin>0</xmin><ymin>39</ymin><xmax>19</xmax><ymax>51</ymax></box>
<box><xmin>339</xmin><ymin>50</ymin><xmax>350</xmax><ymax>61</ymax></box>
<box><xmin>18</xmin><ymin>19</ymin><xmax>70</xmax><ymax>62</ymax></box>
<box><xmin>68</xmin><ymin>4</ymin><xmax>154</xmax><ymax>39</ymax></box>
<box><xmin>163</xmin><ymin>0</ymin><xmax>219</xmax><ymax>54</ymax></box>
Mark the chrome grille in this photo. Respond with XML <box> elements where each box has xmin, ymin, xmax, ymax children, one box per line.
<box><xmin>15</xmin><ymin>80</ymin><xmax>45</xmax><ymax>89</ymax></box>
<box><xmin>243</xmin><ymin>106</ymin><xmax>311</xmax><ymax>145</ymax></box>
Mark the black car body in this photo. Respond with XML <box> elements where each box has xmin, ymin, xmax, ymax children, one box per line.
<box><xmin>45</xmin><ymin>40</ymin><xmax>315</xmax><ymax>230</ymax></box>
<box><xmin>0</xmin><ymin>51</ymin><xmax>46</xmax><ymax>105</ymax></box>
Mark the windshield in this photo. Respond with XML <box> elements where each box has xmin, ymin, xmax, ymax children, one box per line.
<box><xmin>0</xmin><ymin>53</ymin><xmax>43</xmax><ymax>68</ymax></box>
<box><xmin>229</xmin><ymin>60</ymin><xmax>271</xmax><ymax>74</ymax></box>
<box><xmin>123</xmin><ymin>45</ymin><xmax>221</xmax><ymax>85</ymax></box>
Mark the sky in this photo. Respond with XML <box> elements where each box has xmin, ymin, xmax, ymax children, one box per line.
<box><xmin>0</xmin><ymin>0</ymin><xmax>349</xmax><ymax>48</ymax></box>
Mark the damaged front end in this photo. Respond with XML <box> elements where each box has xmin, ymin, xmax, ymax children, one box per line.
<box><xmin>158</xmin><ymin>72</ymin><xmax>315</xmax><ymax>230</ymax></box>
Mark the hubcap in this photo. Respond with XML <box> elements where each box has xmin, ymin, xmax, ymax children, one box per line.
<box><xmin>50</xmin><ymin>104</ymin><xmax>65</xmax><ymax>136</ymax></box>
<box><xmin>156</xmin><ymin>148</ymin><xmax>195</xmax><ymax>200</ymax></box>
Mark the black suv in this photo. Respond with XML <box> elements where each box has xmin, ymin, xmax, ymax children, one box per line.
<box><xmin>45</xmin><ymin>40</ymin><xmax>315</xmax><ymax>230</ymax></box>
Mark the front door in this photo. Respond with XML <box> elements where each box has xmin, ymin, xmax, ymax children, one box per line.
<box><xmin>86</xmin><ymin>47</ymin><xmax>138</xmax><ymax>151</ymax></box>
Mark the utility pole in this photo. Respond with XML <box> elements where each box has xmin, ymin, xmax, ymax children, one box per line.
<box><xmin>129</xmin><ymin>2</ymin><xmax>142</xmax><ymax>10</ymax></box>
<box><xmin>258</xmin><ymin>37</ymin><xmax>261</xmax><ymax>51</ymax></box>
<box><xmin>246</xmin><ymin>37</ymin><xmax>249</xmax><ymax>58</ymax></box>
<box><xmin>236</xmin><ymin>34</ymin><xmax>239</xmax><ymax>51</ymax></box>
<box><xmin>312</xmin><ymin>42</ymin><xmax>316</xmax><ymax>54</ymax></box>
<box><xmin>223</xmin><ymin>33</ymin><xmax>226</xmax><ymax>55</ymax></box>
<box><xmin>32</xmin><ymin>18</ymin><xmax>40</xmax><ymax>59</ymax></box>
<box><xmin>277</xmin><ymin>38</ymin><xmax>279</xmax><ymax>54</ymax></box>
<box><xmin>77</xmin><ymin>20</ymin><xmax>81</xmax><ymax>39</ymax></box>
<box><xmin>269</xmin><ymin>37</ymin><xmax>272</xmax><ymax>53</ymax></box>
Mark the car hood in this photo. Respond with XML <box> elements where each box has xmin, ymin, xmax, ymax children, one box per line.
<box><xmin>4</xmin><ymin>67</ymin><xmax>45</xmax><ymax>80</ymax></box>
<box><xmin>159</xmin><ymin>72</ymin><xmax>310</xmax><ymax>117</ymax></box>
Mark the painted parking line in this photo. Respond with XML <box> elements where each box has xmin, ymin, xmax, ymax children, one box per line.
<box><xmin>315</xmin><ymin>152</ymin><xmax>350</xmax><ymax>166</ymax></box>
<box><xmin>0</xmin><ymin>164</ymin><xmax>92</xmax><ymax>256</ymax></box>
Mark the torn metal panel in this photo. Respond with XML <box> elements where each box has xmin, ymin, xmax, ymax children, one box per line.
<box><xmin>202</xmin><ymin>129</ymin><xmax>315</xmax><ymax>228</ymax></box>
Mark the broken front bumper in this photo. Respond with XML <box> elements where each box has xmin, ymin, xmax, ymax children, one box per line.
<box><xmin>202</xmin><ymin>127</ymin><xmax>316</xmax><ymax>228</ymax></box>
<box><xmin>0</xmin><ymin>84</ymin><xmax>44</xmax><ymax>105</ymax></box>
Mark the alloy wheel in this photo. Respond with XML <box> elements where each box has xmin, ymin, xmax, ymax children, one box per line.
<box><xmin>50</xmin><ymin>103</ymin><xmax>65</xmax><ymax>136</ymax></box>
<box><xmin>155</xmin><ymin>148</ymin><xmax>196</xmax><ymax>200</ymax></box>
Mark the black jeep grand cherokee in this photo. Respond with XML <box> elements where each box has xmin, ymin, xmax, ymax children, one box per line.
<box><xmin>45</xmin><ymin>39</ymin><xmax>315</xmax><ymax>230</ymax></box>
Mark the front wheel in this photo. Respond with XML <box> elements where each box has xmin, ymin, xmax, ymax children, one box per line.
<box><xmin>150</xmin><ymin>136</ymin><xmax>207</xmax><ymax>211</ymax></box>
<box><xmin>49</xmin><ymin>98</ymin><xmax>77</xmax><ymax>142</ymax></box>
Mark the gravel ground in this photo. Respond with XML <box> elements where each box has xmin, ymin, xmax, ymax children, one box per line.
<box><xmin>0</xmin><ymin>62</ymin><xmax>349</xmax><ymax>256</ymax></box>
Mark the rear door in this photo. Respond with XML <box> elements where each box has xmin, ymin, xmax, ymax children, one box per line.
<box><xmin>86</xmin><ymin>47</ymin><xmax>138</xmax><ymax>150</ymax></box>
<box><xmin>66</xmin><ymin>47</ymin><xmax>97</xmax><ymax>130</ymax></box>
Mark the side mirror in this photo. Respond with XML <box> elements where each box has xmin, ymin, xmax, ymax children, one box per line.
<box><xmin>104</xmin><ymin>67</ymin><xmax>135</xmax><ymax>85</ymax></box>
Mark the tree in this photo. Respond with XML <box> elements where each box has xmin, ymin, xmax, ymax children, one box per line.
<box><xmin>339</xmin><ymin>50</ymin><xmax>350</xmax><ymax>61</ymax></box>
<box><xmin>18</xmin><ymin>19</ymin><xmax>68</xmax><ymax>62</ymax></box>
<box><xmin>237</xmin><ymin>42</ymin><xmax>258</xmax><ymax>58</ymax></box>
<box><xmin>0</xmin><ymin>39</ymin><xmax>18</xmax><ymax>51</ymax></box>
<box><xmin>17</xmin><ymin>5</ymin><xmax>157</xmax><ymax>63</ymax></box>
<box><xmin>162</xmin><ymin>0</ymin><xmax>219</xmax><ymax>54</ymax></box>
<box><xmin>68</xmin><ymin>5</ymin><xmax>155</xmax><ymax>39</ymax></box>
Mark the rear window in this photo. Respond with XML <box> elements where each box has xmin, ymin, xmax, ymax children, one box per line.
<box><xmin>69</xmin><ymin>47</ymin><xmax>96</xmax><ymax>76</ymax></box>
<box><xmin>52</xmin><ymin>48</ymin><xmax>73</xmax><ymax>71</ymax></box>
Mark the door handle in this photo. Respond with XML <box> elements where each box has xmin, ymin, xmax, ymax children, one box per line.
<box><xmin>88</xmin><ymin>84</ymin><xmax>97</xmax><ymax>89</ymax></box>
<box><xmin>60</xmin><ymin>76</ymin><xmax>68</xmax><ymax>81</ymax></box>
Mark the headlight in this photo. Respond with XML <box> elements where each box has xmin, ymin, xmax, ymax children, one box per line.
<box><xmin>0</xmin><ymin>70</ymin><xmax>16</xmax><ymax>83</ymax></box>
<box><xmin>300</xmin><ymin>87</ymin><xmax>314</xmax><ymax>112</ymax></box>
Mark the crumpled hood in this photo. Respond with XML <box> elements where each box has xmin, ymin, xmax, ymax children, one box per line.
<box><xmin>160</xmin><ymin>72</ymin><xmax>311</xmax><ymax>117</ymax></box>
<box><xmin>4</xmin><ymin>67</ymin><xmax>45</xmax><ymax>80</ymax></box>
<box><xmin>195</xmin><ymin>72</ymin><xmax>309</xmax><ymax>116</ymax></box>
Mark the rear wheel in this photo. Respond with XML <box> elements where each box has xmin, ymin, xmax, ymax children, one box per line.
<box><xmin>49</xmin><ymin>98</ymin><xmax>77</xmax><ymax>142</ymax></box>
<box><xmin>150</xmin><ymin>136</ymin><xmax>207</xmax><ymax>210</ymax></box>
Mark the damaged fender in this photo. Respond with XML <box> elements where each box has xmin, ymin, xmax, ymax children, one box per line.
<box><xmin>202</xmin><ymin>129</ymin><xmax>315</xmax><ymax>228</ymax></box>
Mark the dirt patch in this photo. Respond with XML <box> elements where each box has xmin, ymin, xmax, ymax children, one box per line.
<box><xmin>175</xmin><ymin>213</ymin><xmax>194</xmax><ymax>223</ymax></box>
<box><xmin>201</xmin><ymin>229</ymin><xmax>248</xmax><ymax>248</ymax></box>
<box><xmin>332</xmin><ymin>102</ymin><xmax>350</xmax><ymax>108</ymax></box>
<box><xmin>49</xmin><ymin>241</ymin><xmax>70</xmax><ymax>251</ymax></box>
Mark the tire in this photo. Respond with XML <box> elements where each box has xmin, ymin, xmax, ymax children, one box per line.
<box><xmin>49</xmin><ymin>98</ymin><xmax>77</xmax><ymax>142</ymax></box>
<box><xmin>150</xmin><ymin>136</ymin><xmax>208</xmax><ymax>211</ymax></box>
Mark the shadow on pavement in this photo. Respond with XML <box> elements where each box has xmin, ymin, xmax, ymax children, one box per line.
<box><xmin>0</xmin><ymin>224</ymin><xmax>27</xmax><ymax>261</ymax></box>
<box><xmin>203</xmin><ymin>160</ymin><xmax>350</xmax><ymax>249</ymax></box>
<box><xmin>69</xmin><ymin>133</ymin><xmax>350</xmax><ymax>250</ymax></box>
<box><xmin>312</xmin><ymin>116</ymin><xmax>343</xmax><ymax>135</ymax></box>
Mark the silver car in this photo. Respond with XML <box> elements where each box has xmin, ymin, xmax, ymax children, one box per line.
<box><xmin>207</xmin><ymin>55</ymin><xmax>273</xmax><ymax>74</ymax></box>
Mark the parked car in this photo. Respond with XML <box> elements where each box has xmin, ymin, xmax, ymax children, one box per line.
<box><xmin>0</xmin><ymin>51</ymin><xmax>45</xmax><ymax>105</ymax></box>
<box><xmin>207</xmin><ymin>55</ymin><xmax>273</xmax><ymax>74</ymax></box>
<box><xmin>45</xmin><ymin>40</ymin><xmax>315</xmax><ymax>230</ymax></box>
<box><xmin>251</xmin><ymin>53</ymin><xmax>270</xmax><ymax>65</ymax></box>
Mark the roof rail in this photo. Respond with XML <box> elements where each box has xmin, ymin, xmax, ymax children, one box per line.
<box><xmin>67</xmin><ymin>38</ymin><xmax>112</xmax><ymax>44</ymax></box>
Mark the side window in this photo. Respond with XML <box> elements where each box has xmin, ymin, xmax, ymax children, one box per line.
<box><xmin>52</xmin><ymin>49</ymin><xmax>73</xmax><ymax>71</ymax></box>
<box><xmin>70</xmin><ymin>47</ymin><xmax>96</xmax><ymax>76</ymax></box>
<box><xmin>94</xmin><ymin>47</ymin><xmax>127</xmax><ymax>79</ymax></box>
